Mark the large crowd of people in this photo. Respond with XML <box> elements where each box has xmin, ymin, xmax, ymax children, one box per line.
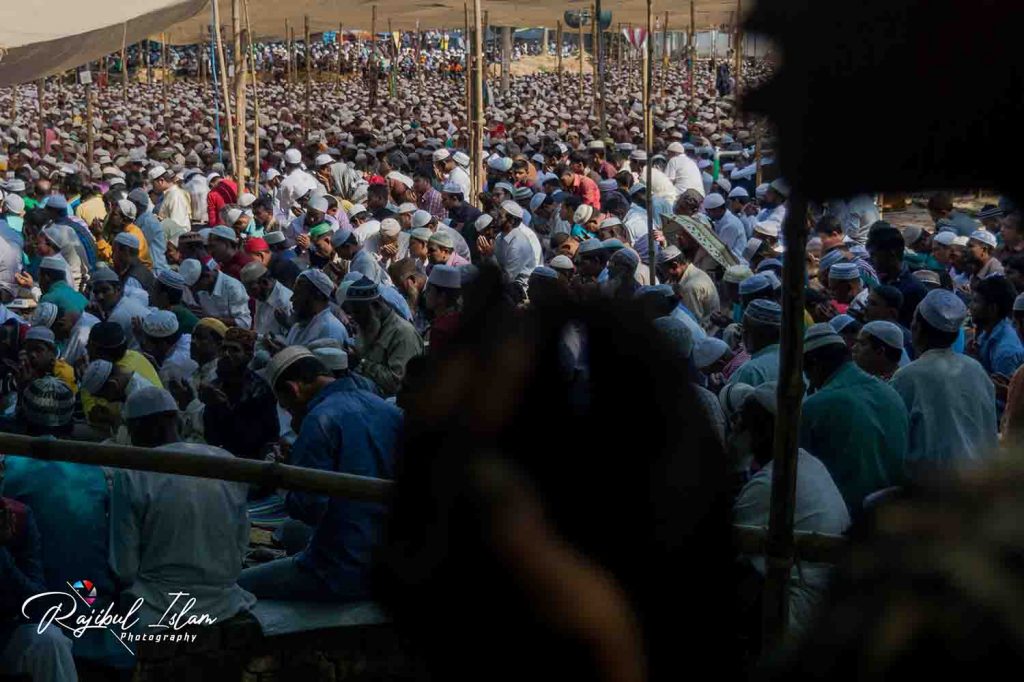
<box><xmin>0</xmin><ymin>40</ymin><xmax>1017</xmax><ymax>682</ymax></box>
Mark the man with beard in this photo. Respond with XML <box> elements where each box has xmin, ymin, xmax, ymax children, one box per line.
<box><xmin>241</xmin><ymin>262</ymin><xmax>293</xmax><ymax>337</ymax></box>
<box><xmin>89</xmin><ymin>267</ymin><xmax>150</xmax><ymax>350</ymax></box>
<box><xmin>342</xmin><ymin>277</ymin><xmax>422</xmax><ymax>397</ymax></box>
<box><xmin>196</xmin><ymin>327</ymin><xmax>278</xmax><ymax>461</ymax></box>
<box><xmin>285</xmin><ymin>269</ymin><xmax>349</xmax><ymax>346</ymax></box>
<box><xmin>388</xmin><ymin>258</ymin><xmax>429</xmax><ymax>336</ymax></box>
<box><xmin>964</xmin><ymin>229</ymin><xmax>1004</xmax><ymax>290</ymax></box>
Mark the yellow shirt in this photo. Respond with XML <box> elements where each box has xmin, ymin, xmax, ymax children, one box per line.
<box><xmin>53</xmin><ymin>359</ymin><xmax>77</xmax><ymax>394</ymax></box>
<box><xmin>81</xmin><ymin>350</ymin><xmax>163</xmax><ymax>426</ymax></box>
<box><xmin>96</xmin><ymin>224</ymin><xmax>152</xmax><ymax>269</ymax></box>
<box><xmin>75</xmin><ymin>195</ymin><xmax>107</xmax><ymax>226</ymax></box>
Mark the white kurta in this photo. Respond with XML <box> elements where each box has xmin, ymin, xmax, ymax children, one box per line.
<box><xmin>61</xmin><ymin>311</ymin><xmax>99</xmax><ymax>366</ymax></box>
<box><xmin>254</xmin><ymin>280</ymin><xmax>294</xmax><ymax>336</ymax></box>
<box><xmin>665</xmin><ymin>154</ymin><xmax>704</xmax><ymax>196</ymax></box>
<box><xmin>285</xmin><ymin>307</ymin><xmax>349</xmax><ymax>346</ymax></box>
<box><xmin>196</xmin><ymin>272</ymin><xmax>252</xmax><ymax>328</ymax></box>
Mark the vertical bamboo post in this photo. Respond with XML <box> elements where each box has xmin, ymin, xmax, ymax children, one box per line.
<box><xmin>244</xmin><ymin>0</ymin><xmax>261</xmax><ymax>189</ymax></box>
<box><xmin>9</xmin><ymin>85</ymin><xmax>16</xmax><ymax>122</ymax></box>
<box><xmin>762</xmin><ymin>194</ymin><xmax>809</xmax><ymax>648</ymax></box>
<box><xmin>304</xmin><ymin>15</ymin><xmax>311</xmax><ymax>132</ymax></box>
<box><xmin>285</xmin><ymin>19</ymin><xmax>291</xmax><ymax>82</ymax></box>
<box><xmin>415</xmin><ymin>20</ymin><xmax>422</xmax><ymax>83</ymax></box>
<box><xmin>213</xmin><ymin>9</ymin><xmax>237</xmax><ymax>174</ymax></box>
<box><xmin>36</xmin><ymin>79</ymin><xmax>45</xmax><ymax>151</ymax></box>
<box><xmin>689</xmin><ymin>0</ymin><xmax>696</xmax><ymax>99</ymax></box>
<box><xmin>338</xmin><ymin>22</ymin><xmax>344</xmax><ymax>83</ymax></box>
<box><xmin>578</xmin><ymin>13</ymin><xmax>584</xmax><ymax>103</ymax></box>
<box><xmin>755</xmin><ymin>131</ymin><xmax>763</xmax><ymax>186</ymax></box>
<box><xmin>290</xmin><ymin>27</ymin><xmax>297</xmax><ymax>84</ymax></box>
<box><xmin>473</xmin><ymin>0</ymin><xmax>484</xmax><ymax>198</ymax></box>
<box><xmin>644</xmin><ymin>0</ymin><xmax>655</xmax><ymax>285</ymax></box>
<box><xmin>734</xmin><ymin>0</ymin><xmax>743</xmax><ymax>94</ymax></box>
<box><xmin>662</xmin><ymin>11</ymin><xmax>669</xmax><ymax>101</ymax></box>
<box><xmin>590</xmin><ymin>4</ymin><xmax>598</xmax><ymax>115</ymax></box>
<box><xmin>85</xmin><ymin>82</ymin><xmax>94</xmax><ymax>165</ymax></box>
<box><xmin>120</xmin><ymin>24</ymin><xmax>128</xmax><ymax>101</ymax></box>
<box><xmin>464</xmin><ymin>3</ymin><xmax>472</xmax><ymax>158</ymax></box>
<box><xmin>556</xmin><ymin>21</ymin><xmax>563</xmax><ymax>91</ymax></box>
<box><xmin>482</xmin><ymin>11</ymin><xmax>489</xmax><ymax>81</ymax></box>
<box><xmin>500</xmin><ymin>26</ymin><xmax>511</xmax><ymax>94</ymax></box>
<box><xmin>102</xmin><ymin>56</ymin><xmax>108</xmax><ymax>89</ymax></box>
<box><xmin>233</xmin><ymin>0</ymin><xmax>248</xmax><ymax>190</ymax></box>
<box><xmin>162</xmin><ymin>34</ymin><xmax>169</xmax><ymax>116</ymax></box>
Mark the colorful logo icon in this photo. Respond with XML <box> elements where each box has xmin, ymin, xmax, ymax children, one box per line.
<box><xmin>72</xmin><ymin>580</ymin><xmax>96</xmax><ymax>605</ymax></box>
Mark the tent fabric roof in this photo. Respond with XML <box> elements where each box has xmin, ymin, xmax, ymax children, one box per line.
<box><xmin>0</xmin><ymin>0</ymin><xmax>742</xmax><ymax>84</ymax></box>
<box><xmin>0</xmin><ymin>0</ymin><xmax>206</xmax><ymax>86</ymax></box>
<box><xmin>162</xmin><ymin>0</ymin><xmax>743</xmax><ymax>43</ymax></box>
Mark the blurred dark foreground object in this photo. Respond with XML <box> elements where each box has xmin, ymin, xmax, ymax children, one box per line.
<box><xmin>375</xmin><ymin>265</ymin><xmax>738</xmax><ymax>682</ymax></box>
<box><xmin>761</xmin><ymin>463</ymin><xmax>1024</xmax><ymax>678</ymax></box>
<box><xmin>744</xmin><ymin>0</ymin><xmax>1024</xmax><ymax>205</ymax></box>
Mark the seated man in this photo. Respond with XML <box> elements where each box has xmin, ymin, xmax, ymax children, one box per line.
<box><xmin>89</xmin><ymin>267</ymin><xmax>150</xmax><ymax>350</ymax></box>
<box><xmin>35</xmin><ymin>256</ymin><xmax>87</xmax><ymax>315</ymax></box>
<box><xmin>181</xmin><ymin>258</ymin><xmax>252</xmax><ymax>329</ymax></box>
<box><xmin>152</xmin><ymin>268</ymin><xmax>199</xmax><ymax>334</ymax></box>
<box><xmin>110</xmin><ymin>387</ymin><xmax>255</xmax><ymax>629</ymax></box>
<box><xmin>18</xmin><ymin>327</ymin><xmax>76</xmax><ymax>394</ymax></box>
<box><xmin>342</xmin><ymin>277</ymin><xmax>424</xmax><ymax>397</ymax></box>
<box><xmin>238</xmin><ymin>348</ymin><xmax>401</xmax><ymax>601</ymax></box>
<box><xmin>241</xmin><ymin>262</ymin><xmax>293</xmax><ymax>338</ymax></box>
<box><xmin>285</xmin><ymin>270</ymin><xmax>348</xmax><ymax>346</ymax></box>
<box><xmin>32</xmin><ymin>301</ymin><xmax>98</xmax><ymax>368</ymax></box>
<box><xmin>136</xmin><ymin>309</ymin><xmax>195</xmax><ymax>385</ymax></box>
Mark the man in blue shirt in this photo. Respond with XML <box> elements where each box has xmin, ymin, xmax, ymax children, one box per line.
<box><xmin>867</xmin><ymin>225</ymin><xmax>928</xmax><ymax>329</ymax></box>
<box><xmin>971</xmin><ymin>276</ymin><xmax>1024</xmax><ymax>380</ymax></box>
<box><xmin>238</xmin><ymin>347</ymin><xmax>402</xmax><ymax>601</ymax></box>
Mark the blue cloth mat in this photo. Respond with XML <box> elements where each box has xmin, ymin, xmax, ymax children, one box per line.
<box><xmin>248</xmin><ymin>494</ymin><xmax>289</xmax><ymax>527</ymax></box>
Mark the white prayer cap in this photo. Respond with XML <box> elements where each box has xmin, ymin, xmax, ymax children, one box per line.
<box><xmin>428</xmin><ymin>264</ymin><xmax>461</xmax><ymax>289</ymax></box>
<box><xmin>969</xmin><ymin>229</ymin><xmax>997</xmax><ymax>249</ymax></box>
<box><xmin>265</xmin><ymin>168</ymin><xmax>281</xmax><ymax>181</ymax></box>
<box><xmin>432</xmin><ymin>148</ymin><xmax>451</xmax><ymax>162</ymax></box>
<box><xmin>719</xmin><ymin>382</ymin><xmax>755</xmax><ymax>420</ymax></box>
<box><xmin>753</xmin><ymin>221</ymin><xmax>780</xmax><ymax>238</ymax></box>
<box><xmin>240</xmin><ymin>261</ymin><xmax>268</xmax><ymax>285</ymax></box>
<box><xmin>751</xmin><ymin>381</ymin><xmax>779</xmax><ymax>415</ymax></box>
<box><xmin>347</xmin><ymin>203</ymin><xmax>368</xmax><ymax>218</ymax></box>
<box><xmin>501</xmin><ymin>200</ymin><xmax>524</xmax><ymax>219</ymax></box>
<box><xmin>126</xmin><ymin>187</ymin><xmax>150</xmax><ymax>207</ymax></box>
<box><xmin>25</xmin><ymin>326</ymin><xmax>56</xmax><ymax>347</ymax></box>
<box><xmin>743</xmin><ymin>299</ymin><xmax>782</xmax><ymax>326</ymax></box>
<box><xmin>80</xmin><ymin>359</ymin><xmax>114</xmax><ymax>394</ymax></box>
<box><xmin>804</xmin><ymin>323</ymin><xmax>846</xmax><ymax>353</ymax></box>
<box><xmin>264</xmin><ymin>231</ymin><xmax>286</xmax><ymax>246</ymax></box>
<box><xmin>156</xmin><ymin>268</ymin><xmax>186</xmax><ymax>291</ymax></box>
<box><xmin>917</xmin><ymin>289</ymin><xmax>967</xmax><ymax>333</ymax></box>
<box><xmin>116</xmin><ymin>199</ymin><xmax>137</xmax><ymax>220</ymax></box>
<box><xmin>312</xmin><ymin>347</ymin><xmax>348</xmax><ymax>372</ymax></box>
<box><xmin>299</xmin><ymin>268</ymin><xmax>336</xmax><ymax>298</ymax></box>
<box><xmin>724</xmin><ymin>264</ymin><xmax>753</xmax><ymax>284</ymax></box>
<box><xmin>284</xmin><ymin>148</ymin><xmax>303</xmax><ymax>164</ymax></box>
<box><xmin>397</xmin><ymin>202</ymin><xmax>417</xmax><ymax>215</ymax></box>
<box><xmin>573</xmin><ymin>204</ymin><xmax>594</xmax><ymax>225</ymax></box>
<box><xmin>755</xmin><ymin>183</ymin><xmax>770</xmax><ymax>199</ymax></box>
<box><xmin>769</xmin><ymin>178</ymin><xmax>790</xmax><ymax>197</ymax></box>
<box><xmin>308</xmin><ymin>195</ymin><xmax>329</xmax><ymax>213</ymax></box>
<box><xmin>411</xmin><ymin>210</ymin><xmax>433</xmax><ymax>228</ymax></box>
<box><xmin>667</xmin><ymin>141</ymin><xmax>685</xmax><ymax>154</ymax></box>
<box><xmin>113</xmin><ymin>232</ymin><xmax>141</xmax><ymax>250</ymax></box>
<box><xmin>703</xmin><ymin>193</ymin><xmax>726</xmax><ymax>210</ymax></box>
<box><xmin>829</xmin><ymin>314</ymin><xmax>858</xmax><ymax>334</ymax></box>
<box><xmin>933</xmin><ymin>230</ymin><xmax>957</xmax><ymax>246</ymax></box>
<box><xmin>861</xmin><ymin>320</ymin><xmax>904</xmax><ymax>351</ymax></box>
<box><xmin>238</xmin><ymin>192</ymin><xmax>257</xmax><ymax>208</ymax></box>
<box><xmin>1015</xmin><ymin>293</ymin><xmax>1024</xmax><ymax>313</ymax></box>
<box><xmin>146</xmin><ymin>164</ymin><xmax>170</xmax><ymax>181</ymax></box>
<box><xmin>266</xmin><ymin>346</ymin><xmax>318</xmax><ymax>390</ymax></box>
<box><xmin>178</xmin><ymin>258</ymin><xmax>203</xmax><ymax>286</ymax></box>
<box><xmin>315</xmin><ymin>153</ymin><xmax>334</xmax><ymax>167</ymax></box>
<box><xmin>123</xmin><ymin>386</ymin><xmax>179</xmax><ymax>420</ymax></box>
<box><xmin>728</xmin><ymin>186</ymin><xmax>749</xmax><ymax>199</ymax></box>
<box><xmin>209</xmin><ymin>225</ymin><xmax>238</xmax><ymax>243</ymax></box>
<box><xmin>692</xmin><ymin>337</ymin><xmax>730</xmax><ymax>370</ymax></box>
<box><xmin>4</xmin><ymin>194</ymin><xmax>25</xmax><ymax>215</ymax></box>
<box><xmin>549</xmin><ymin>255</ymin><xmax>575</xmax><ymax>271</ymax></box>
<box><xmin>828</xmin><ymin>261</ymin><xmax>861</xmax><ymax>281</ymax></box>
<box><xmin>475</xmin><ymin>214</ymin><xmax>493</xmax><ymax>233</ymax></box>
<box><xmin>386</xmin><ymin>171</ymin><xmax>413</xmax><ymax>188</ymax></box>
<box><xmin>141</xmin><ymin>310</ymin><xmax>179</xmax><ymax>338</ymax></box>
<box><xmin>951</xmin><ymin>235</ymin><xmax>969</xmax><ymax>247</ymax></box>
<box><xmin>31</xmin><ymin>302</ymin><xmax>59</xmax><ymax>328</ymax></box>
<box><xmin>452</xmin><ymin>151</ymin><xmax>470</xmax><ymax>167</ymax></box>
<box><xmin>441</xmin><ymin>181</ymin><xmax>463</xmax><ymax>195</ymax></box>
<box><xmin>39</xmin><ymin>256</ymin><xmax>67</xmax><ymax>273</ymax></box>
<box><xmin>599</xmin><ymin>216</ymin><xmax>622</xmax><ymax>229</ymax></box>
<box><xmin>220</xmin><ymin>207</ymin><xmax>243</xmax><ymax>226</ymax></box>
<box><xmin>380</xmin><ymin>218</ymin><xmax>401</xmax><ymax>238</ymax></box>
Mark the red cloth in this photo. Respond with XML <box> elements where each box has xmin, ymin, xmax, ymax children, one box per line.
<box><xmin>219</xmin><ymin>249</ymin><xmax>254</xmax><ymax>281</ymax></box>
<box><xmin>207</xmin><ymin>178</ymin><xmax>239</xmax><ymax>226</ymax></box>
<box><xmin>244</xmin><ymin>237</ymin><xmax>269</xmax><ymax>254</ymax></box>
<box><xmin>571</xmin><ymin>174</ymin><xmax>602</xmax><ymax>209</ymax></box>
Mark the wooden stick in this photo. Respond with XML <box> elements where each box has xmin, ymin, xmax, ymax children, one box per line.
<box><xmin>36</xmin><ymin>79</ymin><xmax>45</xmax><ymax>152</ymax></box>
<box><xmin>338</xmin><ymin>22</ymin><xmax>344</xmax><ymax>84</ymax></box>
<box><xmin>645</xmin><ymin>0</ymin><xmax>655</xmax><ymax>285</ymax></box>
<box><xmin>465</xmin><ymin>2</ymin><xmax>472</xmax><ymax>163</ymax></box>
<box><xmin>733</xmin><ymin>525</ymin><xmax>846</xmax><ymax>565</ymax></box>
<box><xmin>734</xmin><ymin>0</ymin><xmax>742</xmax><ymax>94</ymax></box>
<box><xmin>85</xmin><ymin>81</ymin><xmax>94</xmax><ymax>165</ymax></box>
<box><xmin>304</xmin><ymin>15</ymin><xmax>311</xmax><ymax>132</ymax></box>
<box><xmin>244</xmin><ymin>0</ymin><xmax>261</xmax><ymax>191</ymax></box>
<box><xmin>578</xmin><ymin>13</ymin><xmax>584</xmax><ymax>103</ymax></box>
<box><xmin>662</xmin><ymin>11</ymin><xmax>668</xmax><ymax>102</ymax></box>
<box><xmin>689</xmin><ymin>0</ymin><xmax>695</xmax><ymax>99</ymax></box>
<box><xmin>473</xmin><ymin>0</ymin><xmax>484</xmax><ymax>198</ymax></box>
<box><xmin>754</xmin><ymin>131</ymin><xmax>762</xmax><ymax>186</ymax></box>
<box><xmin>285</xmin><ymin>19</ymin><xmax>291</xmax><ymax>82</ymax></box>
<box><xmin>590</xmin><ymin>4</ymin><xmax>598</xmax><ymax>116</ymax></box>
<box><xmin>761</xmin><ymin>193</ymin><xmax>809</xmax><ymax>648</ymax></box>
<box><xmin>212</xmin><ymin>12</ymin><xmax>237</xmax><ymax>175</ymax></box>
<box><xmin>9</xmin><ymin>85</ymin><xmax>15</xmax><ymax>125</ymax></box>
<box><xmin>234</xmin><ymin>0</ymin><xmax>247</xmax><ymax>190</ymax></box>
<box><xmin>161</xmin><ymin>33</ymin><xmax>169</xmax><ymax>117</ymax></box>
<box><xmin>556</xmin><ymin>21</ymin><xmax>563</xmax><ymax>91</ymax></box>
<box><xmin>0</xmin><ymin>432</ymin><xmax>391</xmax><ymax>503</ymax></box>
<box><xmin>120</xmin><ymin>23</ymin><xmax>128</xmax><ymax>101</ymax></box>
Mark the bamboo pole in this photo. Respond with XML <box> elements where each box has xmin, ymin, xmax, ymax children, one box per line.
<box><xmin>482</xmin><ymin>11</ymin><xmax>489</xmax><ymax>81</ymax></box>
<box><xmin>734</xmin><ymin>525</ymin><xmax>846</xmax><ymax>565</ymax></box>
<box><xmin>161</xmin><ymin>34</ymin><xmax>169</xmax><ymax>117</ymax></box>
<box><xmin>338</xmin><ymin>22</ymin><xmax>344</xmax><ymax>83</ymax></box>
<box><xmin>244</xmin><ymin>0</ymin><xmax>261</xmax><ymax>190</ymax></box>
<box><xmin>590</xmin><ymin>4</ymin><xmax>598</xmax><ymax>116</ymax></box>
<box><xmin>644</xmin><ymin>0</ymin><xmax>655</xmax><ymax>285</ymax></box>
<box><xmin>212</xmin><ymin>13</ymin><xmax>237</xmax><ymax>176</ymax></box>
<box><xmin>304</xmin><ymin>15</ymin><xmax>311</xmax><ymax>132</ymax></box>
<box><xmin>415</xmin><ymin>20</ymin><xmax>422</xmax><ymax>83</ymax></box>
<box><xmin>464</xmin><ymin>2</ymin><xmax>472</xmax><ymax>157</ymax></box>
<box><xmin>234</xmin><ymin>0</ymin><xmax>247</xmax><ymax>190</ymax></box>
<box><xmin>0</xmin><ymin>432</ymin><xmax>391</xmax><ymax>503</ymax></box>
<box><xmin>120</xmin><ymin>23</ymin><xmax>128</xmax><ymax>101</ymax></box>
<box><xmin>578</xmin><ymin>13</ymin><xmax>584</xmax><ymax>103</ymax></box>
<box><xmin>662</xmin><ymin>11</ymin><xmax>669</xmax><ymax>101</ymax></box>
<box><xmin>146</xmin><ymin>40</ymin><xmax>153</xmax><ymax>85</ymax></box>
<box><xmin>689</xmin><ymin>0</ymin><xmax>696</xmax><ymax>100</ymax></box>
<box><xmin>734</xmin><ymin>0</ymin><xmax>743</xmax><ymax>94</ymax></box>
<box><xmin>85</xmin><ymin>82</ymin><xmax>94</xmax><ymax>165</ymax></box>
<box><xmin>473</xmin><ymin>0</ymin><xmax>484</xmax><ymax>198</ymax></box>
<box><xmin>500</xmin><ymin>26</ymin><xmax>511</xmax><ymax>95</ymax></box>
<box><xmin>556</xmin><ymin>21</ymin><xmax>563</xmax><ymax>91</ymax></box>
<box><xmin>754</xmin><ymin>131</ymin><xmax>762</xmax><ymax>186</ymax></box>
<box><xmin>9</xmin><ymin>85</ymin><xmax>15</xmax><ymax>121</ymax></box>
<box><xmin>290</xmin><ymin>27</ymin><xmax>297</xmax><ymax>84</ymax></box>
<box><xmin>36</xmin><ymin>80</ymin><xmax>45</xmax><ymax>152</ymax></box>
<box><xmin>285</xmin><ymin>19</ymin><xmax>291</xmax><ymax>82</ymax></box>
<box><xmin>761</xmin><ymin>194</ymin><xmax>809</xmax><ymax>648</ymax></box>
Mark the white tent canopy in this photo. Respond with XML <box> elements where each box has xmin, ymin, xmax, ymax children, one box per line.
<box><xmin>0</xmin><ymin>0</ymin><xmax>206</xmax><ymax>86</ymax></box>
<box><xmin>0</xmin><ymin>0</ymin><xmax>744</xmax><ymax>85</ymax></box>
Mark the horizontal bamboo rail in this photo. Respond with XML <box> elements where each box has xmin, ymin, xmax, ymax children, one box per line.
<box><xmin>0</xmin><ymin>433</ymin><xmax>391</xmax><ymax>504</ymax></box>
<box><xmin>733</xmin><ymin>524</ymin><xmax>847</xmax><ymax>564</ymax></box>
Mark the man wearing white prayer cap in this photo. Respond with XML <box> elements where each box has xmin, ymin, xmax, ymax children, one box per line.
<box><xmin>277</xmin><ymin>147</ymin><xmax>319</xmax><ymax>215</ymax></box>
<box><xmin>800</xmin><ymin>321</ymin><xmax>909</xmax><ymax>512</ymax></box>
<box><xmin>965</xmin><ymin>228</ymin><xmax>1004</xmax><ymax>284</ymax></box>
<box><xmin>703</xmin><ymin>192</ymin><xmax>747</xmax><ymax>261</ymax></box>
<box><xmin>478</xmin><ymin>201</ymin><xmax>540</xmax><ymax>298</ymax></box>
<box><xmin>664</xmin><ymin>140</ymin><xmax>704</xmax><ymax>196</ymax></box>
<box><xmin>150</xmin><ymin>163</ymin><xmax>191</xmax><ymax>228</ymax></box>
<box><xmin>424</xmin><ymin>264</ymin><xmax>462</xmax><ymax>351</ymax></box>
<box><xmin>728</xmin><ymin>299</ymin><xmax>782</xmax><ymax>387</ymax></box>
<box><xmin>853</xmin><ymin>320</ymin><xmax>906</xmax><ymax>381</ymax></box>
<box><xmin>111</xmin><ymin>385</ymin><xmax>256</xmax><ymax>629</ymax></box>
<box><xmin>285</xmin><ymin>269</ymin><xmax>350</xmax><ymax>347</ymax></box>
<box><xmin>890</xmin><ymin>289</ymin><xmax>998</xmax><ymax>466</ymax></box>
